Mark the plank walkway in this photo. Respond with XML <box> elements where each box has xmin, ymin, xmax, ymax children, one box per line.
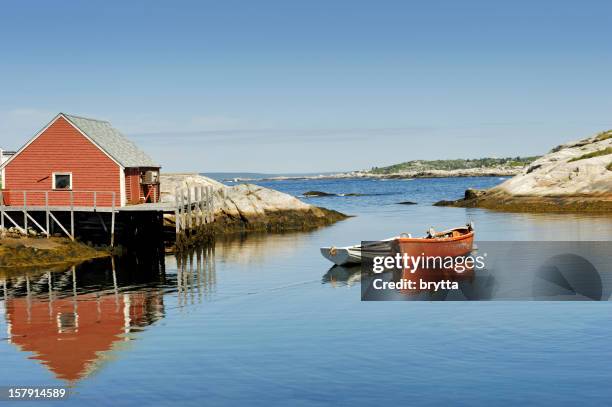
<box><xmin>0</xmin><ymin>186</ymin><xmax>217</xmax><ymax>247</ymax></box>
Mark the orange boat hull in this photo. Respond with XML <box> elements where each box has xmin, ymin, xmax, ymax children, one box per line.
<box><xmin>396</xmin><ymin>231</ymin><xmax>474</xmax><ymax>258</ymax></box>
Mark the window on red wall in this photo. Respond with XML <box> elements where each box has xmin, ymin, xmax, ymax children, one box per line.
<box><xmin>53</xmin><ymin>173</ymin><xmax>72</xmax><ymax>190</ymax></box>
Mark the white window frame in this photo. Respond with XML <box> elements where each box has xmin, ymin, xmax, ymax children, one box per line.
<box><xmin>52</xmin><ymin>172</ymin><xmax>73</xmax><ymax>190</ymax></box>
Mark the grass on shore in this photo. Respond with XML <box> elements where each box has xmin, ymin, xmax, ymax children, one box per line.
<box><xmin>607</xmin><ymin>162</ymin><xmax>612</xmax><ymax>171</ymax></box>
<box><xmin>568</xmin><ymin>147</ymin><xmax>612</xmax><ymax>163</ymax></box>
<box><xmin>595</xmin><ymin>130</ymin><xmax>612</xmax><ymax>142</ymax></box>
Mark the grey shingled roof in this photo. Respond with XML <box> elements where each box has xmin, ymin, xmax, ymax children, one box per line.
<box><xmin>63</xmin><ymin>113</ymin><xmax>159</xmax><ymax>168</ymax></box>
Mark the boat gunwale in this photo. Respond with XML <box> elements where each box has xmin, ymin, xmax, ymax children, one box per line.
<box><xmin>396</xmin><ymin>230</ymin><xmax>474</xmax><ymax>244</ymax></box>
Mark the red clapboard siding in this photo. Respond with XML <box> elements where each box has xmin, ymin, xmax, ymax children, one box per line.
<box><xmin>125</xmin><ymin>168</ymin><xmax>141</xmax><ymax>204</ymax></box>
<box><xmin>3</xmin><ymin>116</ymin><xmax>121</xmax><ymax>207</ymax></box>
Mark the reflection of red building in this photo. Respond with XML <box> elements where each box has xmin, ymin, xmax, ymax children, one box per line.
<box><xmin>5</xmin><ymin>291</ymin><xmax>163</xmax><ymax>383</ymax></box>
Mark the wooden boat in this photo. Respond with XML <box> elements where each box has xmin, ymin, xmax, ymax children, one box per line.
<box><xmin>321</xmin><ymin>223</ymin><xmax>474</xmax><ymax>266</ymax></box>
<box><xmin>320</xmin><ymin>237</ymin><xmax>398</xmax><ymax>266</ymax></box>
<box><xmin>396</xmin><ymin>223</ymin><xmax>474</xmax><ymax>258</ymax></box>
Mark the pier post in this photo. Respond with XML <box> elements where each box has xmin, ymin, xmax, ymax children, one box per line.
<box><xmin>174</xmin><ymin>187</ymin><xmax>180</xmax><ymax>239</ymax></box>
<box><xmin>200</xmin><ymin>186</ymin><xmax>206</xmax><ymax>227</ymax></box>
<box><xmin>110</xmin><ymin>192</ymin><xmax>116</xmax><ymax>247</ymax></box>
<box><xmin>209</xmin><ymin>186</ymin><xmax>215</xmax><ymax>223</ymax></box>
<box><xmin>187</xmin><ymin>186</ymin><xmax>192</xmax><ymax>231</ymax></box>
<box><xmin>23</xmin><ymin>191</ymin><xmax>27</xmax><ymax>233</ymax></box>
<box><xmin>194</xmin><ymin>186</ymin><xmax>201</xmax><ymax>228</ymax></box>
<box><xmin>0</xmin><ymin>190</ymin><xmax>4</xmax><ymax>236</ymax></box>
<box><xmin>199</xmin><ymin>186</ymin><xmax>204</xmax><ymax>227</ymax></box>
<box><xmin>45</xmin><ymin>191</ymin><xmax>50</xmax><ymax>238</ymax></box>
<box><xmin>204</xmin><ymin>187</ymin><xmax>209</xmax><ymax>223</ymax></box>
<box><xmin>180</xmin><ymin>188</ymin><xmax>185</xmax><ymax>233</ymax></box>
<box><xmin>70</xmin><ymin>191</ymin><xmax>75</xmax><ymax>240</ymax></box>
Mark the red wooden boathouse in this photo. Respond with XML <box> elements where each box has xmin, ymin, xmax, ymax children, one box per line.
<box><xmin>0</xmin><ymin>113</ymin><xmax>161</xmax><ymax>207</ymax></box>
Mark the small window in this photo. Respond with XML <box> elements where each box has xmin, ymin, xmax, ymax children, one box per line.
<box><xmin>53</xmin><ymin>173</ymin><xmax>72</xmax><ymax>190</ymax></box>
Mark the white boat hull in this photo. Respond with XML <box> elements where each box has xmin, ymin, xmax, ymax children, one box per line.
<box><xmin>320</xmin><ymin>238</ymin><xmax>397</xmax><ymax>266</ymax></box>
<box><xmin>320</xmin><ymin>246</ymin><xmax>362</xmax><ymax>266</ymax></box>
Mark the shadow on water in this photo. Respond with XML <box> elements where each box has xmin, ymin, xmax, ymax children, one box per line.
<box><xmin>0</xmin><ymin>244</ymin><xmax>216</xmax><ymax>385</ymax></box>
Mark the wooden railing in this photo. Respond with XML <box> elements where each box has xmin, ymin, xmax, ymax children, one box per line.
<box><xmin>173</xmin><ymin>185</ymin><xmax>221</xmax><ymax>249</ymax></box>
<box><xmin>0</xmin><ymin>189</ymin><xmax>117</xmax><ymax>209</ymax></box>
<box><xmin>0</xmin><ymin>190</ymin><xmax>118</xmax><ymax>245</ymax></box>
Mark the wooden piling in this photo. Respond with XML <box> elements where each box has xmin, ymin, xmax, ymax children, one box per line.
<box><xmin>201</xmin><ymin>186</ymin><xmax>206</xmax><ymax>227</ymax></box>
<box><xmin>45</xmin><ymin>192</ymin><xmax>50</xmax><ymax>238</ymax></box>
<box><xmin>23</xmin><ymin>191</ymin><xmax>27</xmax><ymax>232</ymax></box>
<box><xmin>110</xmin><ymin>192</ymin><xmax>116</xmax><ymax>247</ymax></box>
<box><xmin>195</xmin><ymin>186</ymin><xmax>201</xmax><ymax>228</ymax></box>
<box><xmin>174</xmin><ymin>187</ymin><xmax>180</xmax><ymax>239</ymax></box>
<box><xmin>0</xmin><ymin>190</ymin><xmax>4</xmax><ymax>236</ymax></box>
<box><xmin>187</xmin><ymin>186</ymin><xmax>192</xmax><ymax>231</ymax></box>
<box><xmin>70</xmin><ymin>191</ymin><xmax>75</xmax><ymax>240</ymax></box>
<box><xmin>179</xmin><ymin>188</ymin><xmax>185</xmax><ymax>233</ymax></box>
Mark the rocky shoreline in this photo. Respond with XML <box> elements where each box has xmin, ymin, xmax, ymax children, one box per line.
<box><xmin>161</xmin><ymin>174</ymin><xmax>349</xmax><ymax>237</ymax></box>
<box><xmin>435</xmin><ymin>189</ymin><xmax>612</xmax><ymax>213</ymax></box>
<box><xmin>435</xmin><ymin>131</ymin><xmax>612</xmax><ymax>213</ymax></box>
<box><xmin>0</xmin><ymin>237</ymin><xmax>110</xmax><ymax>269</ymax></box>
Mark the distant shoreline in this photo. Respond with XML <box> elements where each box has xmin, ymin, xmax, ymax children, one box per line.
<box><xmin>218</xmin><ymin>168</ymin><xmax>520</xmax><ymax>183</ymax></box>
<box><xmin>208</xmin><ymin>156</ymin><xmax>535</xmax><ymax>183</ymax></box>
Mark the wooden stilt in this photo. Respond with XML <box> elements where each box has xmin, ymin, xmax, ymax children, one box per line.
<box><xmin>187</xmin><ymin>186</ymin><xmax>192</xmax><ymax>231</ymax></box>
<box><xmin>110</xmin><ymin>192</ymin><xmax>116</xmax><ymax>247</ymax></box>
<box><xmin>201</xmin><ymin>187</ymin><xmax>205</xmax><ymax>224</ymax></box>
<box><xmin>0</xmin><ymin>190</ymin><xmax>4</xmax><ymax>236</ymax></box>
<box><xmin>70</xmin><ymin>191</ymin><xmax>75</xmax><ymax>240</ymax></box>
<box><xmin>45</xmin><ymin>191</ymin><xmax>50</xmax><ymax>238</ymax></box>
<box><xmin>23</xmin><ymin>191</ymin><xmax>27</xmax><ymax>233</ymax></box>
<box><xmin>194</xmin><ymin>186</ymin><xmax>200</xmax><ymax>228</ymax></box>
<box><xmin>179</xmin><ymin>188</ymin><xmax>185</xmax><ymax>233</ymax></box>
<box><xmin>175</xmin><ymin>187</ymin><xmax>180</xmax><ymax>240</ymax></box>
<box><xmin>204</xmin><ymin>187</ymin><xmax>208</xmax><ymax>223</ymax></box>
<box><xmin>209</xmin><ymin>186</ymin><xmax>215</xmax><ymax>223</ymax></box>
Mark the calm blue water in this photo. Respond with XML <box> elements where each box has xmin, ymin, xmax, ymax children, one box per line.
<box><xmin>1</xmin><ymin>177</ymin><xmax>612</xmax><ymax>406</ymax></box>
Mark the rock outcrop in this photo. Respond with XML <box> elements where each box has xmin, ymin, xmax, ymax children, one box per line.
<box><xmin>160</xmin><ymin>173</ymin><xmax>348</xmax><ymax>234</ymax></box>
<box><xmin>435</xmin><ymin>131</ymin><xmax>612</xmax><ymax>212</ymax></box>
<box><xmin>0</xmin><ymin>237</ymin><xmax>109</xmax><ymax>269</ymax></box>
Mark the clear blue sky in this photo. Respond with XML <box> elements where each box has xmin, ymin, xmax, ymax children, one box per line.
<box><xmin>1</xmin><ymin>0</ymin><xmax>610</xmax><ymax>172</ymax></box>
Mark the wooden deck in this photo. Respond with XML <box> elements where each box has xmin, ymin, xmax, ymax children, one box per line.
<box><xmin>0</xmin><ymin>186</ymin><xmax>216</xmax><ymax>248</ymax></box>
<box><xmin>0</xmin><ymin>202</ymin><xmax>175</xmax><ymax>212</ymax></box>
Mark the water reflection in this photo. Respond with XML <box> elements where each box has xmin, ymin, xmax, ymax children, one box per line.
<box><xmin>322</xmin><ymin>265</ymin><xmax>361</xmax><ymax>287</ymax></box>
<box><xmin>213</xmin><ymin>232</ymin><xmax>309</xmax><ymax>265</ymax></box>
<box><xmin>0</xmin><ymin>245</ymin><xmax>216</xmax><ymax>384</ymax></box>
<box><xmin>176</xmin><ymin>246</ymin><xmax>217</xmax><ymax>306</ymax></box>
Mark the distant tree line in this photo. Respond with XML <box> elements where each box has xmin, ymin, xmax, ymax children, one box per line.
<box><xmin>369</xmin><ymin>156</ymin><xmax>540</xmax><ymax>174</ymax></box>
